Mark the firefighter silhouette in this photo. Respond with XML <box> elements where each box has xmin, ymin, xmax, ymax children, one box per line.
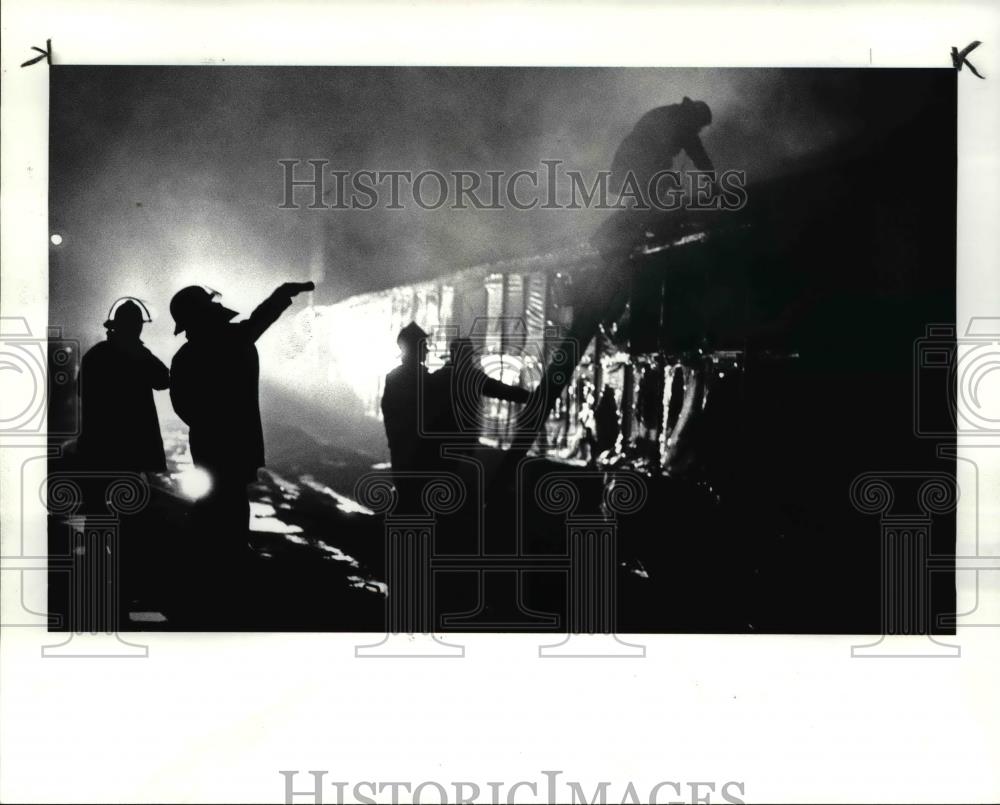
<box><xmin>610</xmin><ymin>95</ymin><xmax>715</xmax><ymax>209</ymax></box>
<box><xmin>429</xmin><ymin>336</ymin><xmax>531</xmax><ymax>443</ymax></box>
<box><xmin>381</xmin><ymin>321</ymin><xmax>434</xmax><ymax>513</ymax></box>
<box><xmin>169</xmin><ymin>282</ymin><xmax>313</xmax><ymax>563</ymax></box>
<box><xmin>77</xmin><ymin>298</ymin><xmax>169</xmax><ymax>473</ymax></box>
<box><xmin>594</xmin><ymin>384</ymin><xmax>620</xmax><ymax>458</ymax></box>
<box><xmin>74</xmin><ymin>297</ymin><xmax>169</xmax><ymax>629</ymax></box>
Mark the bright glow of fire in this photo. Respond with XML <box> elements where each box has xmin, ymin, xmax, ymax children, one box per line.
<box><xmin>177</xmin><ymin>466</ymin><xmax>213</xmax><ymax>500</ymax></box>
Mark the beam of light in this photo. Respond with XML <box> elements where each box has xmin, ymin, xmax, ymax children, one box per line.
<box><xmin>176</xmin><ymin>465</ymin><xmax>212</xmax><ymax>500</ymax></box>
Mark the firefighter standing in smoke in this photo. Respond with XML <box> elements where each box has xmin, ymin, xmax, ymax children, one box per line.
<box><xmin>381</xmin><ymin>322</ymin><xmax>435</xmax><ymax>513</ymax></box>
<box><xmin>77</xmin><ymin>298</ymin><xmax>170</xmax><ymax>474</ymax></box>
<box><xmin>75</xmin><ymin>298</ymin><xmax>170</xmax><ymax>629</ymax></box>
<box><xmin>169</xmin><ymin>282</ymin><xmax>313</xmax><ymax>557</ymax></box>
<box><xmin>429</xmin><ymin>336</ymin><xmax>531</xmax><ymax>443</ymax></box>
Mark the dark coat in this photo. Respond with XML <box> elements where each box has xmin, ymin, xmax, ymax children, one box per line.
<box><xmin>428</xmin><ymin>364</ymin><xmax>530</xmax><ymax>440</ymax></box>
<box><xmin>381</xmin><ymin>362</ymin><xmax>430</xmax><ymax>471</ymax></box>
<box><xmin>610</xmin><ymin>102</ymin><xmax>714</xmax><ymax>200</ymax></box>
<box><xmin>77</xmin><ymin>337</ymin><xmax>169</xmax><ymax>471</ymax></box>
<box><xmin>594</xmin><ymin>389</ymin><xmax>621</xmax><ymax>455</ymax></box>
<box><xmin>170</xmin><ymin>293</ymin><xmax>291</xmax><ymax>482</ymax></box>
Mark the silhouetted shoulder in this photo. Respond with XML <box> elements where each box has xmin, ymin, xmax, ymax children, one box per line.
<box><xmin>170</xmin><ymin>341</ymin><xmax>193</xmax><ymax>367</ymax></box>
<box><xmin>381</xmin><ymin>366</ymin><xmax>406</xmax><ymax>415</ymax></box>
<box><xmin>429</xmin><ymin>365</ymin><xmax>453</xmax><ymax>384</ymax></box>
<box><xmin>81</xmin><ymin>341</ymin><xmax>110</xmax><ymax>363</ymax></box>
<box><xmin>632</xmin><ymin>104</ymin><xmax>680</xmax><ymax>135</ymax></box>
<box><xmin>384</xmin><ymin>365</ymin><xmax>404</xmax><ymax>386</ymax></box>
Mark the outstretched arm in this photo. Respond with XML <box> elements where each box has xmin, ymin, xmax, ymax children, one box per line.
<box><xmin>481</xmin><ymin>375</ymin><xmax>531</xmax><ymax>404</ymax></box>
<box><xmin>243</xmin><ymin>281</ymin><xmax>315</xmax><ymax>342</ymax></box>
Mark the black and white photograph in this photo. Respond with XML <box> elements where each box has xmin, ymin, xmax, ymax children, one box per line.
<box><xmin>45</xmin><ymin>65</ymin><xmax>957</xmax><ymax>635</ymax></box>
<box><xmin>2</xmin><ymin>2</ymin><xmax>999</xmax><ymax>803</ymax></box>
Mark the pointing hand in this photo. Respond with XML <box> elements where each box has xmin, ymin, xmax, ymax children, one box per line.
<box><xmin>277</xmin><ymin>281</ymin><xmax>316</xmax><ymax>298</ymax></box>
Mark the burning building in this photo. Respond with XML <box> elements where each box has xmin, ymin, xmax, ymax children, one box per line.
<box><xmin>269</xmin><ymin>98</ymin><xmax>954</xmax><ymax>500</ymax></box>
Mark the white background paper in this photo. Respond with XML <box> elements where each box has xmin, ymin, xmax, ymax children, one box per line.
<box><xmin>2</xmin><ymin>2</ymin><xmax>999</xmax><ymax>803</ymax></box>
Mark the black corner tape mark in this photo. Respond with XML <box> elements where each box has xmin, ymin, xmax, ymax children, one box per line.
<box><xmin>951</xmin><ymin>41</ymin><xmax>985</xmax><ymax>79</ymax></box>
<box><xmin>21</xmin><ymin>38</ymin><xmax>52</xmax><ymax>68</ymax></box>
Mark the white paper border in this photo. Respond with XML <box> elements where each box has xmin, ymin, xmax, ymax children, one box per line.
<box><xmin>2</xmin><ymin>2</ymin><xmax>999</xmax><ymax>803</ymax></box>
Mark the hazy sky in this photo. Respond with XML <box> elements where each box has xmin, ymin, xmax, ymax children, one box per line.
<box><xmin>50</xmin><ymin>66</ymin><xmax>921</xmax><ymax>355</ymax></box>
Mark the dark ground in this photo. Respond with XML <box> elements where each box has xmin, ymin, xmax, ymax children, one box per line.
<box><xmin>47</xmin><ymin>396</ymin><xmax>956</xmax><ymax>634</ymax></box>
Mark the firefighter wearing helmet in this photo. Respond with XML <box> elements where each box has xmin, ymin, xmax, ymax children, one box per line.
<box><xmin>168</xmin><ymin>281</ymin><xmax>313</xmax><ymax>571</ymax></box>
<box><xmin>77</xmin><ymin>297</ymin><xmax>170</xmax><ymax>473</ymax></box>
